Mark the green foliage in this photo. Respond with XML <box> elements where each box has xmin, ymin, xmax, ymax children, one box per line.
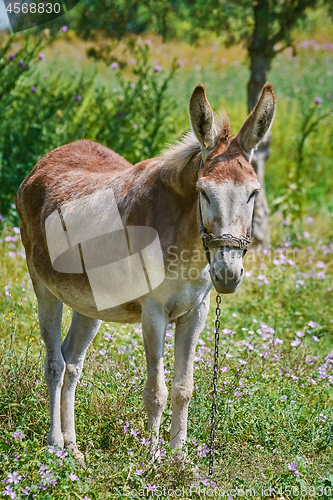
<box><xmin>0</xmin><ymin>34</ymin><xmax>179</xmax><ymax>219</ymax></box>
<box><xmin>0</xmin><ymin>214</ymin><xmax>333</xmax><ymax>497</ymax></box>
<box><xmin>267</xmin><ymin>48</ymin><xmax>333</xmax><ymax>216</ymax></box>
<box><xmin>0</xmin><ymin>435</ymin><xmax>98</xmax><ymax>498</ymax></box>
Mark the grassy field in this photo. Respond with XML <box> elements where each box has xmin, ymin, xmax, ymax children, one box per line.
<box><xmin>1</xmin><ymin>24</ymin><xmax>333</xmax><ymax>500</ymax></box>
<box><xmin>0</xmin><ymin>208</ymin><xmax>332</xmax><ymax>499</ymax></box>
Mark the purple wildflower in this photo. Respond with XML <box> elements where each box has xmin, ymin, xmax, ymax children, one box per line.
<box><xmin>3</xmin><ymin>485</ymin><xmax>16</xmax><ymax>498</ymax></box>
<box><xmin>133</xmin><ymin>124</ymin><xmax>138</xmax><ymax>129</ymax></box>
<box><xmin>288</xmin><ymin>462</ymin><xmax>300</xmax><ymax>476</ymax></box>
<box><xmin>222</xmin><ymin>328</ymin><xmax>236</xmax><ymax>335</ymax></box>
<box><xmin>200</xmin><ymin>477</ymin><xmax>210</xmax><ymax>488</ymax></box>
<box><xmin>312</xmin><ymin>335</ymin><xmax>320</xmax><ymax>342</ymax></box>
<box><xmin>38</xmin><ymin>53</ymin><xmax>45</xmax><ymax>60</ymax></box>
<box><xmin>110</xmin><ymin>62</ymin><xmax>119</xmax><ymax>69</ymax></box>
<box><xmin>317</xmin><ymin>261</ymin><xmax>326</xmax><ymax>268</ymax></box>
<box><xmin>145</xmin><ymin>39</ymin><xmax>152</xmax><ymax>45</ymax></box>
<box><xmin>31</xmin><ymin>87</ymin><xmax>36</xmax><ymax>93</ymax></box>
<box><xmin>154</xmin><ymin>65</ymin><xmax>162</xmax><ymax>72</ymax></box>
<box><xmin>12</xmin><ymin>431</ymin><xmax>25</xmax><ymax>440</ymax></box>
<box><xmin>55</xmin><ymin>449</ymin><xmax>68</xmax><ymax>458</ymax></box>
<box><xmin>76</xmin><ymin>96</ymin><xmax>82</xmax><ymax>101</ymax></box>
<box><xmin>69</xmin><ymin>473</ymin><xmax>79</xmax><ymax>481</ymax></box>
<box><xmin>7</xmin><ymin>472</ymin><xmax>22</xmax><ymax>484</ymax></box>
<box><xmin>118</xmin><ymin>111</ymin><xmax>124</xmax><ymax>117</ymax></box>
<box><xmin>9</xmin><ymin>54</ymin><xmax>15</xmax><ymax>60</ymax></box>
<box><xmin>146</xmin><ymin>484</ymin><xmax>157</xmax><ymax>492</ymax></box>
<box><xmin>291</xmin><ymin>338</ymin><xmax>301</xmax><ymax>347</ymax></box>
<box><xmin>19</xmin><ymin>61</ymin><xmax>24</xmax><ymax>67</ymax></box>
<box><xmin>314</xmin><ymin>97</ymin><xmax>322</xmax><ymax>104</ymax></box>
<box><xmin>62</xmin><ymin>26</ymin><xmax>68</xmax><ymax>32</ymax></box>
<box><xmin>318</xmin><ymin>413</ymin><xmax>326</xmax><ymax>422</ymax></box>
<box><xmin>308</xmin><ymin>321</ymin><xmax>317</xmax><ymax>328</ymax></box>
<box><xmin>197</xmin><ymin>443</ymin><xmax>209</xmax><ymax>457</ymax></box>
<box><xmin>123</xmin><ymin>421</ymin><xmax>130</xmax><ymax>434</ymax></box>
<box><xmin>258</xmin><ymin>274</ymin><xmax>269</xmax><ymax>284</ymax></box>
<box><xmin>130</xmin><ymin>428</ymin><xmax>139</xmax><ymax>440</ymax></box>
<box><xmin>177</xmin><ymin>60</ymin><xmax>184</xmax><ymax>66</ymax></box>
<box><xmin>22</xmin><ymin>486</ymin><xmax>30</xmax><ymax>495</ymax></box>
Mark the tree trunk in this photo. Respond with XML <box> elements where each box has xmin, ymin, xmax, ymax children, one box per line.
<box><xmin>247</xmin><ymin>0</ymin><xmax>274</xmax><ymax>249</ymax></box>
<box><xmin>247</xmin><ymin>53</ymin><xmax>272</xmax><ymax>249</ymax></box>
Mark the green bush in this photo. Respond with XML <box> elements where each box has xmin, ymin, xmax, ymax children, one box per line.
<box><xmin>0</xmin><ymin>34</ymin><xmax>180</xmax><ymax>219</ymax></box>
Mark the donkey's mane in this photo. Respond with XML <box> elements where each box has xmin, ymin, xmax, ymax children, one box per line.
<box><xmin>159</xmin><ymin>130</ymin><xmax>201</xmax><ymax>171</ymax></box>
<box><xmin>158</xmin><ymin>112</ymin><xmax>231</xmax><ymax>195</ymax></box>
<box><xmin>159</xmin><ymin>111</ymin><xmax>230</xmax><ymax>168</ymax></box>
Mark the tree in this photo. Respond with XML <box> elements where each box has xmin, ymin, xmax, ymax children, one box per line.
<box><xmin>70</xmin><ymin>0</ymin><xmax>331</xmax><ymax>246</ymax></box>
<box><xmin>172</xmin><ymin>0</ymin><xmax>330</xmax><ymax>247</ymax></box>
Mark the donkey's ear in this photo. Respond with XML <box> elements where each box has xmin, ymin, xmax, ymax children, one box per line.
<box><xmin>237</xmin><ymin>83</ymin><xmax>276</xmax><ymax>155</ymax></box>
<box><xmin>189</xmin><ymin>84</ymin><xmax>216</xmax><ymax>150</ymax></box>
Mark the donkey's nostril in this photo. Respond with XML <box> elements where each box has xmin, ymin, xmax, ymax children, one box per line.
<box><xmin>240</xmin><ymin>268</ymin><xmax>244</xmax><ymax>277</ymax></box>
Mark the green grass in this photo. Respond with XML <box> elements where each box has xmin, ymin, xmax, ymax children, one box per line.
<box><xmin>0</xmin><ymin>211</ymin><xmax>333</xmax><ymax>499</ymax></box>
<box><xmin>1</xmin><ymin>28</ymin><xmax>333</xmax><ymax>500</ymax></box>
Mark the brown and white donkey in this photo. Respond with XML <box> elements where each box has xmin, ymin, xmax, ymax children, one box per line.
<box><xmin>16</xmin><ymin>83</ymin><xmax>276</xmax><ymax>463</ymax></box>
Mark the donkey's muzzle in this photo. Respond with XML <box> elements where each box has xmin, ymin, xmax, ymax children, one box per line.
<box><xmin>209</xmin><ymin>248</ymin><xmax>244</xmax><ymax>294</ymax></box>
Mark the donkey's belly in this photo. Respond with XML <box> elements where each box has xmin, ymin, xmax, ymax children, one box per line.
<box><xmin>32</xmin><ymin>246</ymin><xmax>211</xmax><ymax>323</ymax></box>
<box><xmin>35</xmin><ymin>268</ymin><xmax>142</xmax><ymax>323</ymax></box>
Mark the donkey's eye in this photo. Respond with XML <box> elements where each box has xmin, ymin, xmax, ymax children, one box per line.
<box><xmin>200</xmin><ymin>190</ymin><xmax>210</xmax><ymax>204</ymax></box>
<box><xmin>247</xmin><ymin>190</ymin><xmax>259</xmax><ymax>203</ymax></box>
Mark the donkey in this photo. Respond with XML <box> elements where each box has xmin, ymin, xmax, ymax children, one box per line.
<box><xmin>16</xmin><ymin>83</ymin><xmax>275</xmax><ymax>463</ymax></box>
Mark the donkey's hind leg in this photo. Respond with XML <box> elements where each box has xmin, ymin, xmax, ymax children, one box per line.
<box><xmin>61</xmin><ymin>311</ymin><xmax>101</xmax><ymax>463</ymax></box>
<box><xmin>31</xmin><ymin>270</ymin><xmax>65</xmax><ymax>448</ymax></box>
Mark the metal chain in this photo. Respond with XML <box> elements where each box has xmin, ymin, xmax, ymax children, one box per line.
<box><xmin>209</xmin><ymin>293</ymin><xmax>221</xmax><ymax>476</ymax></box>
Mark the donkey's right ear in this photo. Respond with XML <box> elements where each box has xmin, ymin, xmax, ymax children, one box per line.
<box><xmin>237</xmin><ymin>83</ymin><xmax>276</xmax><ymax>156</ymax></box>
<box><xmin>189</xmin><ymin>84</ymin><xmax>216</xmax><ymax>150</ymax></box>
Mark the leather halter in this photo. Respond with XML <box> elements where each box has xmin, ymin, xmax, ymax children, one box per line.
<box><xmin>198</xmin><ymin>160</ymin><xmax>251</xmax><ymax>265</ymax></box>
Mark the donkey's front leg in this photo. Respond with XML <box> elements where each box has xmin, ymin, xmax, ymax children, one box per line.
<box><xmin>141</xmin><ymin>300</ymin><xmax>169</xmax><ymax>448</ymax></box>
<box><xmin>170</xmin><ymin>293</ymin><xmax>210</xmax><ymax>450</ymax></box>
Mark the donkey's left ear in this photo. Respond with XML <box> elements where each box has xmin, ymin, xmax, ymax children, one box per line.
<box><xmin>189</xmin><ymin>84</ymin><xmax>216</xmax><ymax>150</ymax></box>
<box><xmin>237</xmin><ymin>83</ymin><xmax>276</xmax><ymax>156</ymax></box>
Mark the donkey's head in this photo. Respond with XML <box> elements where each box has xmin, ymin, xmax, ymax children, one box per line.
<box><xmin>190</xmin><ymin>83</ymin><xmax>276</xmax><ymax>293</ymax></box>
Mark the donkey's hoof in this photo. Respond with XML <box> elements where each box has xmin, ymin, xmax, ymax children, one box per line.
<box><xmin>65</xmin><ymin>443</ymin><xmax>86</xmax><ymax>467</ymax></box>
<box><xmin>150</xmin><ymin>446</ymin><xmax>162</xmax><ymax>463</ymax></box>
<box><xmin>172</xmin><ymin>448</ymin><xmax>187</xmax><ymax>463</ymax></box>
<box><xmin>74</xmin><ymin>449</ymin><xmax>86</xmax><ymax>468</ymax></box>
